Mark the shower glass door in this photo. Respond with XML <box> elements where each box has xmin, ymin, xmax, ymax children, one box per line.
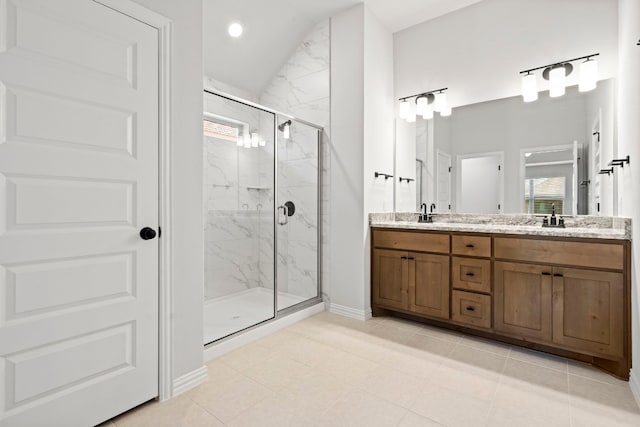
<box><xmin>203</xmin><ymin>92</ymin><xmax>275</xmax><ymax>344</ymax></box>
<box><xmin>276</xmin><ymin>118</ymin><xmax>320</xmax><ymax>311</ymax></box>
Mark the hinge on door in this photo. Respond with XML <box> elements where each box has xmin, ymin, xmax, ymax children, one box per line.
<box><xmin>158</xmin><ymin>226</ymin><xmax>162</xmax><ymax>238</ymax></box>
<box><xmin>448</xmin><ymin>166</ymin><xmax>452</xmax><ymax>172</ymax></box>
<box><xmin>498</xmin><ymin>204</ymin><xmax>501</xmax><ymax>210</ymax></box>
<box><xmin>448</xmin><ymin>204</ymin><xmax>451</xmax><ymax>210</ymax></box>
<box><xmin>498</xmin><ymin>165</ymin><xmax>501</xmax><ymax>171</ymax></box>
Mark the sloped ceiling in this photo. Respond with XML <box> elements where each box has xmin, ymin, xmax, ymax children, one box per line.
<box><xmin>203</xmin><ymin>0</ymin><xmax>483</xmax><ymax>96</ymax></box>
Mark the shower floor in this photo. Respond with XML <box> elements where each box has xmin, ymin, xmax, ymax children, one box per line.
<box><xmin>204</xmin><ymin>288</ymin><xmax>306</xmax><ymax>344</ymax></box>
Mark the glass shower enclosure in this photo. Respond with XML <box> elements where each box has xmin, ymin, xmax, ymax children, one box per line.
<box><xmin>202</xmin><ymin>90</ymin><xmax>322</xmax><ymax>345</ymax></box>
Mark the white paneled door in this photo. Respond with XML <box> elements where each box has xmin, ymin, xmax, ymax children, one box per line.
<box><xmin>0</xmin><ymin>1</ymin><xmax>159</xmax><ymax>426</ymax></box>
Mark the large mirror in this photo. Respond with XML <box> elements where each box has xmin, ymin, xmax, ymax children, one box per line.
<box><xmin>395</xmin><ymin>80</ymin><xmax>616</xmax><ymax>216</ymax></box>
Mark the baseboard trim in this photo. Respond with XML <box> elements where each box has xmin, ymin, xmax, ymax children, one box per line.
<box><xmin>204</xmin><ymin>302</ymin><xmax>325</xmax><ymax>362</ymax></box>
<box><xmin>172</xmin><ymin>365</ymin><xmax>208</xmax><ymax>397</ymax></box>
<box><xmin>630</xmin><ymin>368</ymin><xmax>640</xmax><ymax>408</ymax></box>
<box><xmin>328</xmin><ymin>303</ymin><xmax>370</xmax><ymax>320</ymax></box>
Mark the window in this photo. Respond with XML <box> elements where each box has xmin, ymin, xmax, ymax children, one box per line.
<box><xmin>524</xmin><ymin>177</ymin><xmax>565</xmax><ymax>214</ymax></box>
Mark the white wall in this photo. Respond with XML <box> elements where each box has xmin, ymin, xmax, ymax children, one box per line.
<box><xmin>363</xmin><ymin>6</ymin><xmax>395</xmax><ymax>313</ymax></box>
<box><xmin>329</xmin><ymin>5</ymin><xmax>366</xmax><ymax>313</ymax></box>
<box><xmin>329</xmin><ymin>4</ymin><xmax>394</xmax><ymax>316</ymax></box>
<box><xmin>394</xmin><ymin>0</ymin><xmax>618</xmax><ymax>108</ymax></box>
<box><xmin>617</xmin><ymin>0</ymin><xmax>640</xmax><ymax>393</ymax></box>
<box><xmin>132</xmin><ymin>0</ymin><xmax>204</xmax><ymax>381</ymax></box>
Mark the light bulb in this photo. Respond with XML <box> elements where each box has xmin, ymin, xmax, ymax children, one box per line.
<box><xmin>549</xmin><ymin>66</ymin><xmax>566</xmax><ymax>98</ymax></box>
<box><xmin>440</xmin><ymin>106</ymin><xmax>452</xmax><ymax>117</ymax></box>
<box><xmin>434</xmin><ymin>92</ymin><xmax>447</xmax><ymax>112</ymax></box>
<box><xmin>415</xmin><ymin>95</ymin><xmax>428</xmax><ymax>116</ymax></box>
<box><xmin>283</xmin><ymin>122</ymin><xmax>290</xmax><ymax>139</ymax></box>
<box><xmin>399</xmin><ymin>100</ymin><xmax>410</xmax><ymax>119</ymax></box>
<box><xmin>251</xmin><ymin>132</ymin><xmax>259</xmax><ymax>147</ymax></box>
<box><xmin>228</xmin><ymin>22</ymin><xmax>243</xmax><ymax>38</ymax></box>
<box><xmin>422</xmin><ymin>108</ymin><xmax>434</xmax><ymax>120</ymax></box>
<box><xmin>579</xmin><ymin>58</ymin><xmax>598</xmax><ymax>92</ymax></box>
<box><xmin>521</xmin><ymin>73</ymin><xmax>538</xmax><ymax>102</ymax></box>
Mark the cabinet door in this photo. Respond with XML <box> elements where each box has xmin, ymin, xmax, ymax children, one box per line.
<box><xmin>409</xmin><ymin>253</ymin><xmax>450</xmax><ymax>319</ymax></box>
<box><xmin>372</xmin><ymin>249</ymin><xmax>408</xmax><ymax>310</ymax></box>
<box><xmin>494</xmin><ymin>261</ymin><xmax>552</xmax><ymax>341</ymax></box>
<box><xmin>552</xmin><ymin>267</ymin><xmax>624</xmax><ymax>358</ymax></box>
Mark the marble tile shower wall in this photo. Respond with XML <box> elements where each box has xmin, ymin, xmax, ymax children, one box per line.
<box><xmin>260</xmin><ymin>20</ymin><xmax>330</xmax><ymax>302</ymax></box>
<box><xmin>203</xmin><ymin>92</ymin><xmax>275</xmax><ymax>299</ymax></box>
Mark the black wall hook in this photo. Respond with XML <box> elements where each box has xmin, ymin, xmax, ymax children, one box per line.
<box><xmin>599</xmin><ymin>168</ymin><xmax>614</xmax><ymax>175</ymax></box>
<box><xmin>399</xmin><ymin>177</ymin><xmax>415</xmax><ymax>183</ymax></box>
<box><xmin>374</xmin><ymin>172</ymin><xmax>393</xmax><ymax>180</ymax></box>
<box><xmin>609</xmin><ymin>155</ymin><xmax>630</xmax><ymax>168</ymax></box>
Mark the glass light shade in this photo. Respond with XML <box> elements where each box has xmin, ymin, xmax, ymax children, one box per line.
<box><xmin>406</xmin><ymin>109</ymin><xmax>416</xmax><ymax>123</ymax></box>
<box><xmin>251</xmin><ymin>132</ymin><xmax>259</xmax><ymax>147</ymax></box>
<box><xmin>579</xmin><ymin>58</ymin><xmax>598</xmax><ymax>92</ymax></box>
<box><xmin>283</xmin><ymin>122</ymin><xmax>290</xmax><ymax>139</ymax></box>
<box><xmin>259</xmin><ymin>138</ymin><xmax>266</xmax><ymax>147</ymax></box>
<box><xmin>422</xmin><ymin>108</ymin><xmax>434</xmax><ymax>120</ymax></box>
<box><xmin>521</xmin><ymin>73</ymin><xmax>538</xmax><ymax>102</ymax></box>
<box><xmin>434</xmin><ymin>92</ymin><xmax>447</xmax><ymax>112</ymax></box>
<box><xmin>236</xmin><ymin>136</ymin><xmax>243</xmax><ymax>147</ymax></box>
<box><xmin>243</xmin><ymin>133</ymin><xmax>251</xmax><ymax>148</ymax></box>
<box><xmin>549</xmin><ymin>66</ymin><xmax>566</xmax><ymax>98</ymax></box>
<box><xmin>399</xmin><ymin>100</ymin><xmax>410</xmax><ymax>119</ymax></box>
<box><xmin>440</xmin><ymin>106</ymin><xmax>452</xmax><ymax>117</ymax></box>
<box><xmin>415</xmin><ymin>96</ymin><xmax>428</xmax><ymax>116</ymax></box>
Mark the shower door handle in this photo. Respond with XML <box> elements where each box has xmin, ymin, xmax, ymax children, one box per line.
<box><xmin>278</xmin><ymin>205</ymin><xmax>289</xmax><ymax>225</ymax></box>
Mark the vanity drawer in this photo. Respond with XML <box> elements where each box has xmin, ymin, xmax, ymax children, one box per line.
<box><xmin>494</xmin><ymin>237</ymin><xmax>624</xmax><ymax>270</ymax></box>
<box><xmin>452</xmin><ymin>235</ymin><xmax>491</xmax><ymax>257</ymax></box>
<box><xmin>452</xmin><ymin>257</ymin><xmax>491</xmax><ymax>293</ymax></box>
<box><xmin>452</xmin><ymin>290</ymin><xmax>491</xmax><ymax>329</ymax></box>
<box><xmin>373</xmin><ymin>230</ymin><xmax>449</xmax><ymax>254</ymax></box>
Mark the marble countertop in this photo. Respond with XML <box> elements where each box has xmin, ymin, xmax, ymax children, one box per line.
<box><xmin>369</xmin><ymin>213</ymin><xmax>631</xmax><ymax>240</ymax></box>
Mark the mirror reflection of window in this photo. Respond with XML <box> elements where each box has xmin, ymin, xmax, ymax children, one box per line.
<box><xmin>524</xmin><ymin>177</ymin><xmax>566</xmax><ymax>214</ymax></box>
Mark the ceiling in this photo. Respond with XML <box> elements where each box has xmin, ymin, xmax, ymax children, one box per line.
<box><xmin>204</xmin><ymin>0</ymin><xmax>483</xmax><ymax>96</ymax></box>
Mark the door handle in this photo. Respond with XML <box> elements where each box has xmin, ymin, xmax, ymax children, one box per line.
<box><xmin>140</xmin><ymin>227</ymin><xmax>157</xmax><ymax>240</ymax></box>
<box><xmin>277</xmin><ymin>205</ymin><xmax>289</xmax><ymax>225</ymax></box>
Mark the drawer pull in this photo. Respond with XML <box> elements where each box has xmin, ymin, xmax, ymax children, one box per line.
<box><xmin>401</xmin><ymin>256</ymin><xmax>407</xmax><ymax>260</ymax></box>
<box><xmin>466</xmin><ymin>244</ymin><xmax>475</xmax><ymax>248</ymax></box>
<box><xmin>541</xmin><ymin>272</ymin><xmax>552</xmax><ymax>276</ymax></box>
<box><xmin>554</xmin><ymin>273</ymin><xmax>564</xmax><ymax>277</ymax></box>
<box><xmin>466</xmin><ymin>306</ymin><xmax>476</xmax><ymax>312</ymax></box>
<box><xmin>408</xmin><ymin>257</ymin><xmax>415</xmax><ymax>260</ymax></box>
<box><xmin>465</xmin><ymin>272</ymin><xmax>475</xmax><ymax>277</ymax></box>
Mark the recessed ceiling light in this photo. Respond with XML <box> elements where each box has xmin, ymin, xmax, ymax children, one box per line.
<box><xmin>228</xmin><ymin>22</ymin><xmax>243</xmax><ymax>38</ymax></box>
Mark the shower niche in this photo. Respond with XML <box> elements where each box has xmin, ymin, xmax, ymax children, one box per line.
<box><xmin>203</xmin><ymin>91</ymin><xmax>322</xmax><ymax>344</ymax></box>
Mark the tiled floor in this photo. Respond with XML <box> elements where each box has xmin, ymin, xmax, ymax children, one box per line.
<box><xmin>105</xmin><ymin>312</ymin><xmax>640</xmax><ymax>427</ymax></box>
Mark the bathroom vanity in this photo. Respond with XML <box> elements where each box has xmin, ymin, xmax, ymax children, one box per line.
<box><xmin>370</xmin><ymin>214</ymin><xmax>632</xmax><ymax>379</ymax></box>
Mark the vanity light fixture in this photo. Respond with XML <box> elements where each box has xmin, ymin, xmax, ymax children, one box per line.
<box><xmin>398</xmin><ymin>88</ymin><xmax>450</xmax><ymax>122</ymax></box>
<box><xmin>278</xmin><ymin>120</ymin><xmax>291</xmax><ymax>139</ymax></box>
<box><xmin>519</xmin><ymin>53</ymin><xmax>599</xmax><ymax>101</ymax></box>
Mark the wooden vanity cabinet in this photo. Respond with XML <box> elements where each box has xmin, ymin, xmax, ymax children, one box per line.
<box><xmin>371</xmin><ymin>227</ymin><xmax>631</xmax><ymax>379</ymax></box>
<box><xmin>372</xmin><ymin>231</ymin><xmax>450</xmax><ymax>320</ymax></box>
<box><xmin>494</xmin><ymin>261</ymin><xmax>553</xmax><ymax>341</ymax></box>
